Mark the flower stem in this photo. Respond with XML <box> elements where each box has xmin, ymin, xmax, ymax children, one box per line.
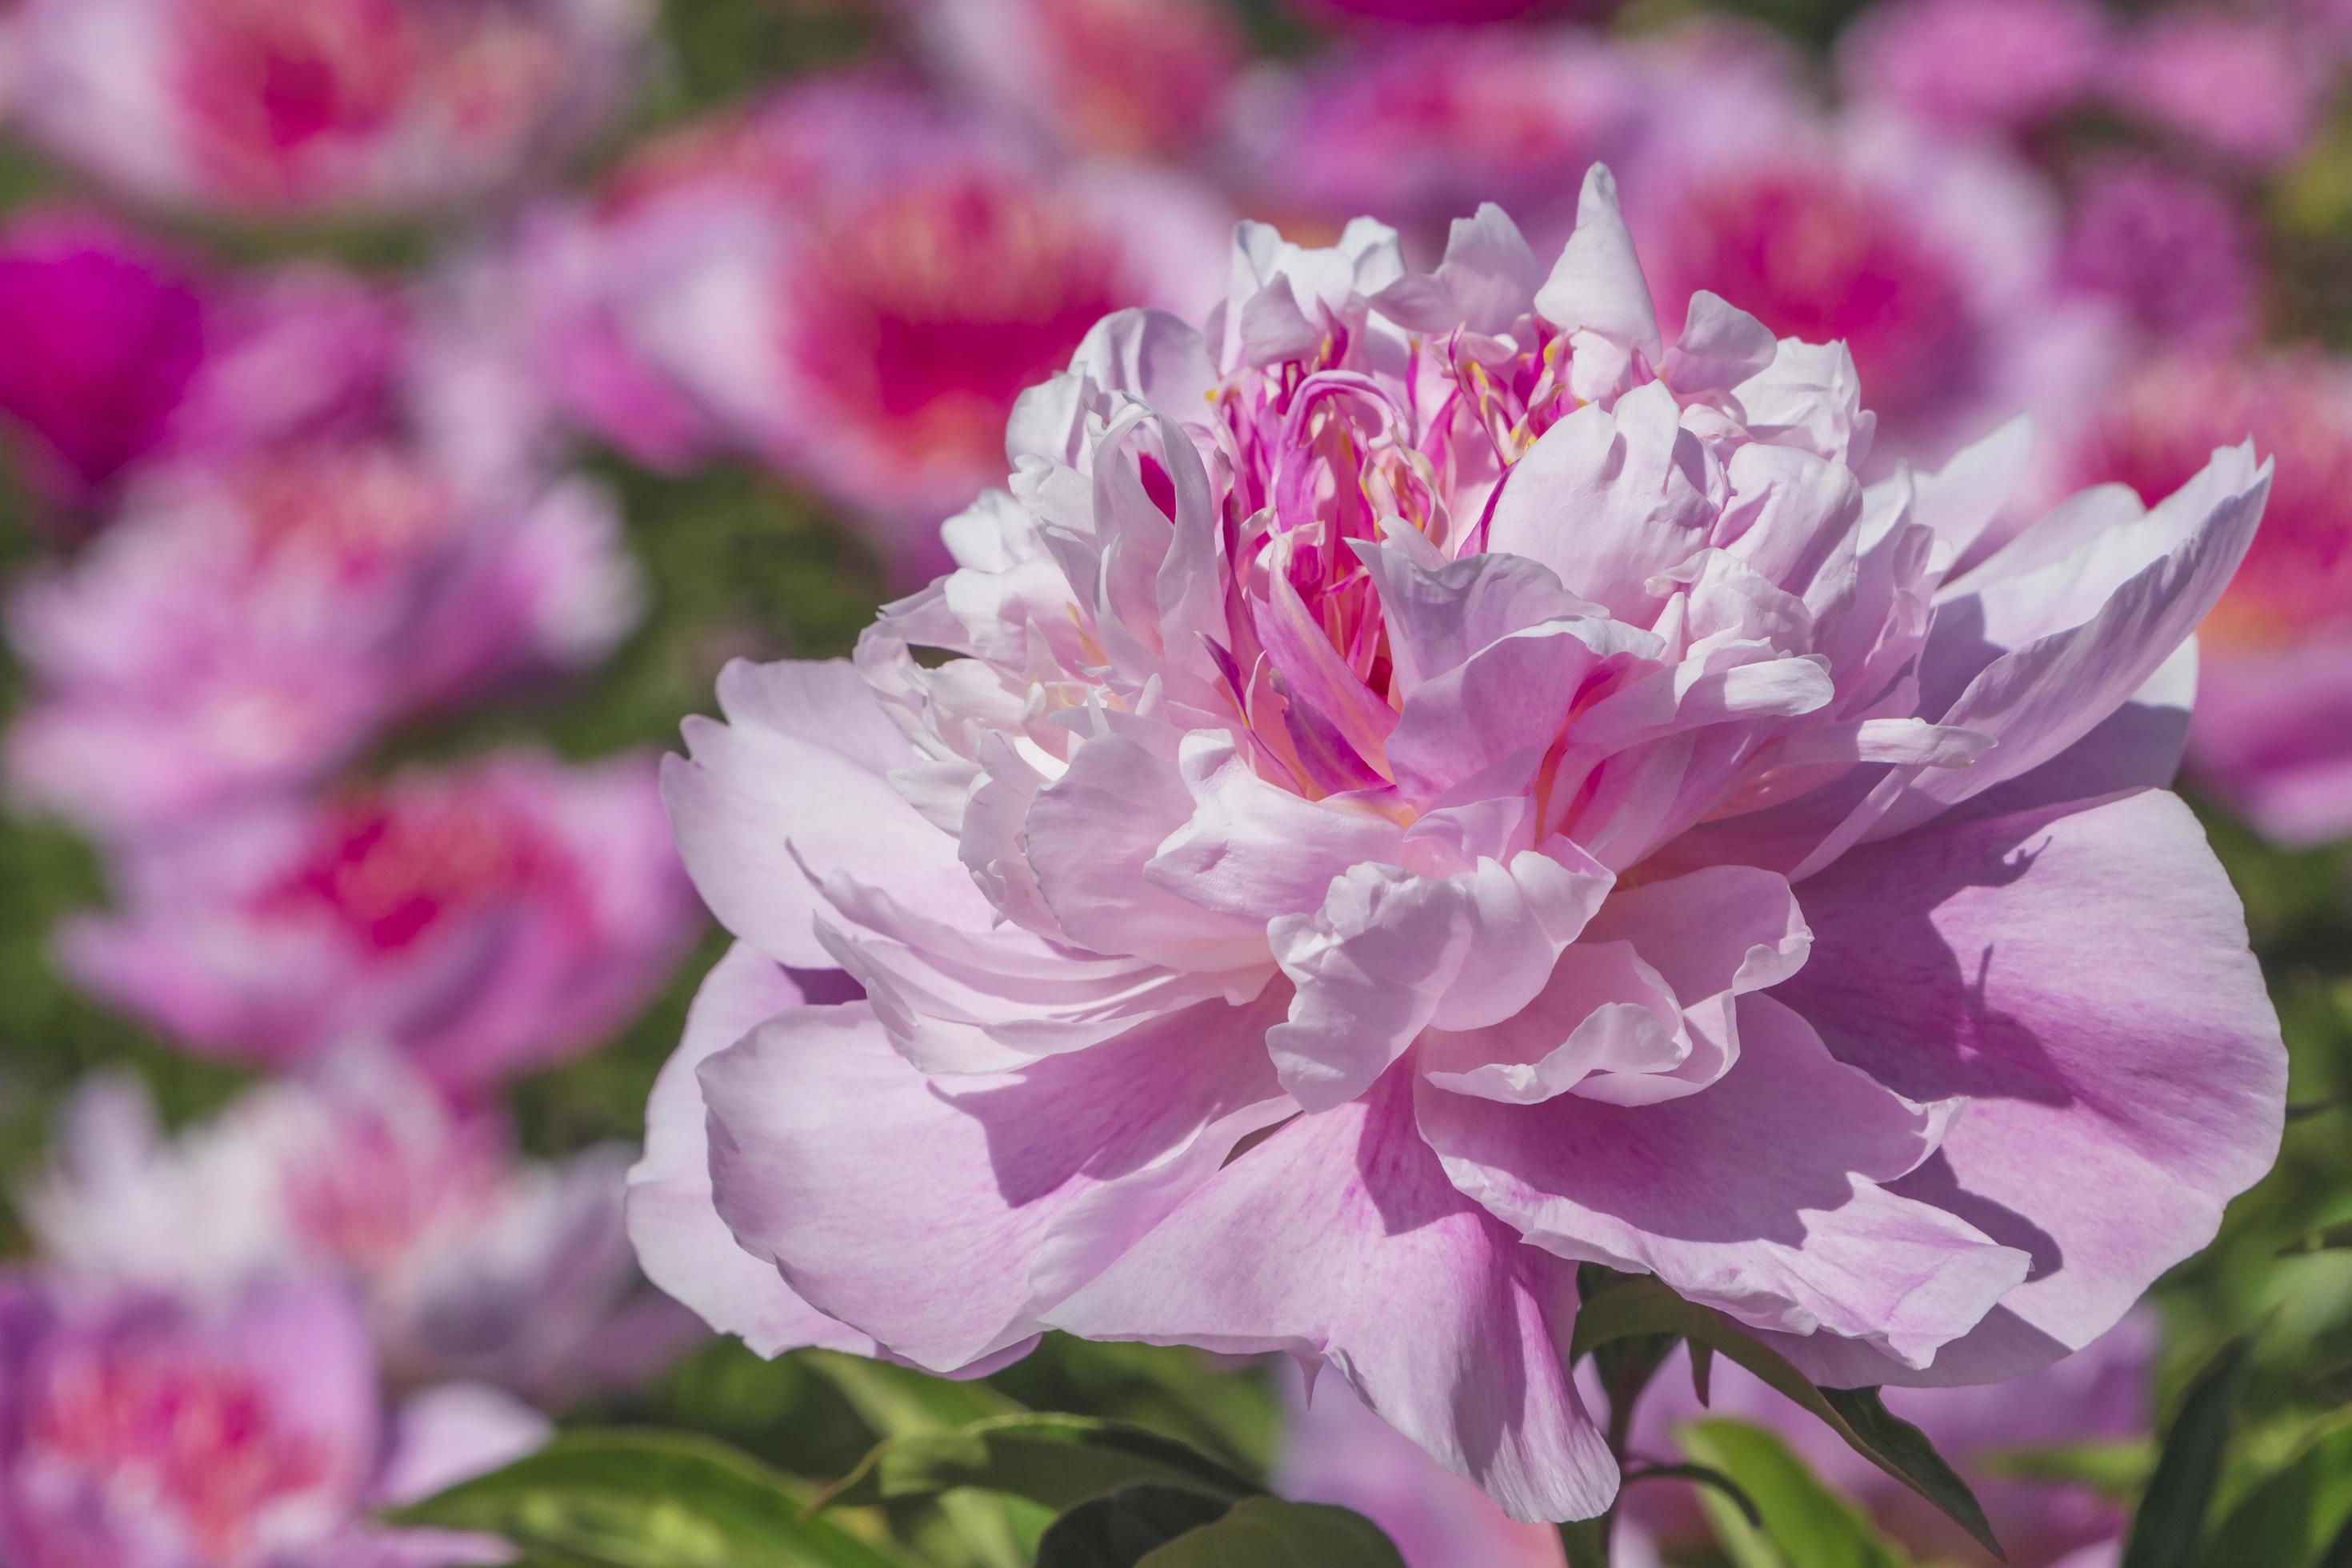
<box><xmin>1558</xmin><ymin>1513</ymin><xmax>1613</xmax><ymax>1567</ymax></box>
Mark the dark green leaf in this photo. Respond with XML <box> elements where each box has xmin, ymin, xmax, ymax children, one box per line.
<box><xmin>1134</xmin><ymin>1497</ymin><xmax>1410</xmax><ymax>1566</ymax></box>
<box><xmin>2122</xmin><ymin>1338</ymin><xmax>2250</xmax><ymax>1568</ymax></box>
<box><xmin>1034</xmin><ymin>1484</ymin><xmax>1235</xmax><ymax>1568</ymax></box>
<box><xmin>1677</xmin><ymin>1419</ymin><xmax>1915</xmax><ymax>1568</ymax></box>
<box><xmin>1691</xmin><ymin>1341</ymin><xmax>1717</xmax><ymax>1407</ymax></box>
<box><xmin>2202</xmin><ymin>1415</ymin><xmax>2352</xmax><ymax>1566</ymax></box>
<box><xmin>388</xmin><ymin>1429</ymin><xmax>906</xmax><ymax>1568</ymax></box>
<box><xmin>1572</xmin><ymin>1276</ymin><xmax>2003</xmax><ymax>1560</ymax></box>
<box><xmin>818</xmin><ymin>1414</ymin><xmax>1259</xmax><ymax>1512</ymax></box>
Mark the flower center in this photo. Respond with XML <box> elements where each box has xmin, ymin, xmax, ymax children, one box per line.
<box><xmin>254</xmin><ymin>788</ymin><xmax>551</xmax><ymax>952</ymax></box>
<box><xmin>278</xmin><ymin>1101</ymin><xmax>499</xmax><ymax>1268</ymax></box>
<box><xmin>234</xmin><ymin>448</ymin><xmax>460</xmax><ymax>577</ymax></box>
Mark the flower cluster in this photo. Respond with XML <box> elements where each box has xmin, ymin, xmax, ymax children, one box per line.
<box><xmin>642</xmin><ymin>175</ymin><xmax>2285</xmax><ymax>1521</ymax></box>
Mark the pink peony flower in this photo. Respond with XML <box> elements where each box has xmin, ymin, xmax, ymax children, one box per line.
<box><xmin>0</xmin><ymin>0</ymin><xmax>651</xmax><ymax>221</ymax></box>
<box><xmin>27</xmin><ymin>1055</ymin><xmax>686</xmax><ymax>1399</ymax></box>
<box><xmin>905</xmin><ymin>0</ymin><xmax>1246</xmax><ymax>161</ymax></box>
<box><xmin>1289</xmin><ymin>0</ymin><xmax>1612</xmax><ymax>26</ymax></box>
<box><xmin>634</xmin><ymin>175</ymin><xmax>2285</xmax><ymax>1522</ymax></box>
<box><xmin>1837</xmin><ymin>0</ymin><xmax>2107</xmax><ymax>135</ymax></box>
<box><xmin>52</xmin><ymin>750</ymin><xmax>698</xmax><ymax>1092</ymax></box>
<box><xmin>2069</xmin><ymin>353</ymin><xmax>2352</xmax><ymax>845</ymax></box>
<box><xmin>0</xmin><ymin>210</ymin><xmax>208</xmax><ymax>512</ymax></box>
<box><xmin>2105</xmin><ymin>11</ymin><xmax>2327</xmax><ymax>170</ymax></box>
<box><xmin>2061</xmin><ymin>158</ymin><xmax>2261</xmax><ymax>349</ymax></box>
<box><xmin>6</xmin><ymin>447</ymin><xmax>639</xmax><ymax>835</ymax></box>
<box><xmin>1624</xmin><ymin>1313</ymin><xmax>2156</xmax><ymax>1566</ymax></box>
<box><xmin>516</xmin><ymin>74</ymin><xmax>1231</xmax><ymax>580</ymax></box>
<box><xmin>0</xmin><ymin>1273</ymin><xmax>546</xmax><ymax>1568</ymax></box>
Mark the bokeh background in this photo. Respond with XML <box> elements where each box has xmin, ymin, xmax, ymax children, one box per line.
<box><xmin>0</xmin><ymin>0</ymin><xmax>2347</xmax><ymax>1564</ymax></box>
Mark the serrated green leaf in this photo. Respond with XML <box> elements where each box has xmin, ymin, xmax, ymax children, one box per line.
<box><xmin>1677</xmin><ymin>1419</ymin><xmax>1915</xmax><ymax>1568</ymax></box>
<box><xmin>2122</xmin><ymin>1338</ymin><xmax>2249</xmax><ymax>1568</ymax></box>
<box><xmin>1132</xmin><ymin>1497</ymin><xmax>1409</xmax><ymax>1566</ymax></box>
<box><xmin>818</xmin><ymin>1414</ymin><xmax>1258</xmax><ymax>1513</ymax></box>
<box><xmin>2202</xmin><ymin>1415</ymin><xmax>2352</xmax><ymax>1566</ymax></box>
<box><xmin>1034</xmin><ymin>1484</ymin><xmax>1237</xmax><ymax>1568</ymax></box>
<box><xmin>1571</xmin><ymin>1276</ymin><xmax>2002</xmax><ymax>1560</ymax></box>
<box><xmin>387</xmin><ymin>1429</ymin><xmax>906</xmax><ymax>1568</ymax></box>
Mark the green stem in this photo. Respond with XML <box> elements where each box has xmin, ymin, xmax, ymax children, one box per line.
<box><xmin>1558</xmin><ymin>1512</ymin><xmax>1614</xmax><ymax>1568</ymax></box>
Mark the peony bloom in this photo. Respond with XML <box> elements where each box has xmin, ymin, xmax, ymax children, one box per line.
<box><xmin>2060</xmin><ymin>159</ymin><xmax>2260</xmax><ymax>349</ymax></box>
<box><xmin>2070</xmin><ymin>353</ymin><xmax>2352</xmax><ymax>845</ymax></box>
<box><xmin>1624</xmin><ymin>1314</ymin><xmax>2157</xmax><ymax>1566</ymax></box>
<box><xmin>0</xmin><ymin>0</ymin><xmax>651</xmax><ymax>221</ymax></box>
<box><xmin>0</xmin><ymin>210</ymin><xmax>208</xmax><ymax>513</ymax></box>
<box><xmin>6</xmin><ymin>445</ymin><xmax>638</xmax><ymax>835</ymax></box>
<box><xmin>638</xmin><ymin>174</ymin><xmax>2284</xmax><ymax>1522</ymax></box>
<box><xmin>904</xmin><ymin>0</ymin><xmax>1246</xmax><ymax>162</ymax></box>
<box><xmin>1836</xmin><ymin>0</ymin><xmax>2106</xmax><ymax>136</ymax></box>
<box><xmin>26</xmin><ymin>1055</ymin><xmax>682</xmax><ymax>1398</ymax></box>
<box><xmin>2104</xmin><ymin>10</ymin><xmax>2327</xmax><ymax>170</ymax></box>
<box><xmin>0</xmin><ymin>1273</ymin><xmax>546</xmax><ymax>1568</ymax></box>
<box><xmin>52</xmin><ymin>750</ymin><xmax>698</xmax><ymax>1092</ymax></box>
<box><xmin>1287</xmin><ymin>0</ymin><xmax>1615</xmax><ymax>26</ymax></box>
<box><xmin>517</xmin><ymin>74</ymin><xmax>1230</xmax><ymax>580</ymax></box>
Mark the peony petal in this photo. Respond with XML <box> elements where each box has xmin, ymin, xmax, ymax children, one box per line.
<box><xmin>1046</xmin><ymin>1072</ymin><xmax>1619</xmax><ymax>1525</ymax></box>
<box><xmin>626</xmin><ymin>944</ymin><xmax>878</xmax><ymax>1358</ymax></box>
<box><xmin>1422</xmin><ymin>994</ymin><xmax>2029</xmax><ymax>1369</ymax></box>
<box><xmin>700</xmin><ymin>994</ymin><xmax>1288</xmax><ymax>1373</ymax></box>
<box><xmin>1534</xmin><ymin>164</ymin><xmax>1662</xmax><ymax>405</ymax></box>
<box><xmin>1772</xmin><ymin>788</ymin><xmax>2284</xmax><ymax>1386</ymax></box>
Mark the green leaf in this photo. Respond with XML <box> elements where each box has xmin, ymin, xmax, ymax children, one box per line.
<box><xmin>1133</xmin><ymin>1497</ymin><xmax>1410</xmax><ymax>1566</ymax></box>
<box><xmin>2121</xmin><ymin>1337</ymin><xmax>2250</xmax><ymax>1568</ymax></box>
<box><xmin>2279</xmin><ymin>1221</ymin><xmax>2352</xmax><ymax>1256</ymax></box>
<box><xmin>819</xmin><ymin>1414</ymin><xmax>1259</xmax><ymax>1513</ymax></box>
<box><xmin>1975</xmin><ymin>1439</ymin><xmax>2155</xmax><ymax>1498</ymax></box>
<box><xmin>2202</xmin><ymin>1414</ymin><xmax>2352</xmax><ymax>1566</ymax></box>
<box><xmin>387</xmin><ymin>1429</ymin><xmax>906</xmax><ymax>1568</ymax></box>
<box><xmin>1571</xmin><ymin>1276</ymin><xmax>2003</xmax><ymax>1561</ymax></box>
<box><xmin>1677</xmin><ymin>1419</ymin><xmax>1916</xmax><ymax>1568</ymax></box>
<box><xmin>1034</xmin><ymin>1484</ymin><xmax>1237</xmax><ymax>1568</ymax></box>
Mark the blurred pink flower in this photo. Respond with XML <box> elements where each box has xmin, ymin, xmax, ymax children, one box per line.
<box><xmin>28</xmin><ymin>1055</ymin><xmax>686</xmax><ymax>1399</ymax></box>
<box><xmin>1626</xmin><ymin>1313</ymin><xmax>2156</xmax><ymax>1566</ymax></box>
<box><xmin>2061</xmin><ymin>158</ymin><xmax>2260</xmax><ymax>348</ymax></box>
<box><xmin>2106</xmin><ymin>11</ymin><xmax>2327</xmax><ymax>170</ymax></box>
<box><xmin>517</xmin><ymin>74</ymin><xmax>1231</xmax><ymax>579</ymax></box>
<box><xmin>0</xmin><ymin>210</ymin><xmax>208</xmax><ymax>513</ymax></box>
<box><xmin>54</xmin><ymin>750</ymin><xmax>698</xmax><ymax>1091</ymax></box>
<box><xmin>1230</xmin><ymin>29</ymin><xmax>1650</xmax><ymax>260</ymax></box>
<box><xmin>906</xmin><ymin>0</ymin><xmax>1246</xmax><ymax>161</ymax></box>
<box><xmin>1837</xmin><ymin>0</ymin><xmax>2106</xmax><ymax>134</ymax></box>
<box><xmin>1289</xmin><ymin>0</ymin><xmax>1609</xmax><ymax>26</ymax></box>
<box><xmin>1626</xmin><ymin>61</ymin><xmax>2110</xmax><ymax>474</ymax></box>
<box><xmin>0</xmin><ymin>1274</ymin><xmax>545</xmax><ymax>1568</ymax></box>
<box><xmin>6</xmin><ymin>446</ymin><xmax>639</xmax><ymax>834</ymax></box>
<box><xmin>636</xmin><ymin>178</ymin><xmax>2283</xmax><ymax>1522</ymax></box>
<box><xmin>2070</xmin><ymin>353</ymin><xmax>2352</xmax><ymax>845</ymax></box>
<box><xmin>1</xmin><ymin>0</ymin><xmax>651</xmax><ymax>220</ymax></box>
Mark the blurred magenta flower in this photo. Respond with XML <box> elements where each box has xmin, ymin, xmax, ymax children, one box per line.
<box><xmin>0</xmin><ymin>210</ymin><xmax>208</xmax><ymax>513</ymax></box>
<box><xmin>6</xmin><ymin>446</ymin><xmax>639</xmax><ymax>834</ymax></box>
<box><xmin>2106</xmin><ymin>10</ymin><xmax>2326</xmax><ymax>170</ymax></box>
<box><xmin>518</xmin><ymin>74</ymin><xmax>1230</xmax><ymax>579</ymax></box>
<box><xmin>1626</xmin><ymin>1314</ymin><xmax>2156</xmax><ymax>1566</ymax></box>
<box><xmin>639</xmin><ymin>177</ymin><xmax>2284</xmax><ymax>1522</ymax></box>
<box><xmin>2071</xmin><ymin>353</ymin><xmax>2352</xmax><ymax>845</ymax></box>
<box><xmin>28</xmin><ymin>1054</ymin><xmax>684</xmax><ymax>1399</ymax></box>
<box><xmin>1288</xmin><ymin>0</ymin><xmax>1609</xmax><ymax>26</ymax></box>
<box><xmin>907</xmin><ymin>0</ymin><xmax>1246</xmax><ymax>160</ymax></box>
<box><xmin>0</xmin><ymin>1274</ymin><xmax>545</xmax><ymax>1567</ymax></box>
<box><xmin>0</xmin><ymin>0</ymin><xmax>651</xmax><ymax>221</ymax></box>
<box><xmin>1232</xmin><ymin>28</ymin><xmax>1650</xmax><ymax>258</ymax></box>
<box><xmin>2061</xmin><ymin>158</ymin><xmax>2260</xmax><ymax>348</ymax></box>
<box><xmin>52</xmin><ymin>750</ymin><xmax>698</xmax><ymax>1092</ymax></box>
<box><xmin>1837</xmin><ymin>0</ymin><xmax>2106</xmax><ymax>135</ymax></box>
